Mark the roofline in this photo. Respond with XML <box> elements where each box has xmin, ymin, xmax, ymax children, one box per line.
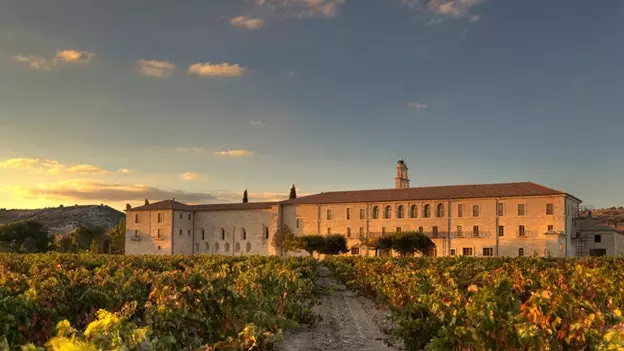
<box><xmin>126</xmin><ymin>201</ymin><xmax>278</xmax><ymax>212</ymax></box>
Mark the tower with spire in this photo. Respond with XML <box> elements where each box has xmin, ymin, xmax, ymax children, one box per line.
<box><xmin>395</xmin><ymin>160</ymin><xmax>410</xmax><ymax>189</ymax></box>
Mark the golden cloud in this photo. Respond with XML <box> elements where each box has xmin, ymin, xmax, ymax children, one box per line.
<box><xmin>137</xmin><ymin>59</ymin><xmax>176</xmax><ymax>78</ymax></box>
<box><xmin>55</xmin><ymin>50</ymin><xmax>95</xmax><ymax>63</ymax></box>
<box><xmin>187</xmin><ymin>62</ymin><xmax>247</xmax><ymax>77</ymax></box>
<box><xmin>13</xmin><ymin>49</ymin><xmax>95</xmax><ymax>71</ymax></box>
<box><xmin>231</xmin><ymin>16</ymin><xmax>265</xmax><ymax>29</ymax></box>
<box><xmin>1</xmin><ymin>158</ymin><xmax>120</xmax><ymax>175</ymax></box>
<box><xmin>179</xmin><ymin>172</ymin><xmax>200</xmax><ymax>181</ymax></box>
<box><xmin>213</xmin><ymin>150</ymin><xmax>255</xmax><ymax>157</ymax></box>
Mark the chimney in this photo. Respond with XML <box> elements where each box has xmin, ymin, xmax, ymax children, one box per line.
<box><xmin>144</xmin><ymin>198</ymin><xmax>149</xmax><ymax>206</ymax></box>
<box><xmin>395</xmin><ymin>160</ymin><xmax>410</xmax><ymax>189</ymax></box>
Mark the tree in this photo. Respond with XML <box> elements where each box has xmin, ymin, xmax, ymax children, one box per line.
<box><xmin>272</xmin><ymin>226</ymin><xmax>299</xmax><ymax>256</ymax></box>
<box><xmin>68</xmin><ymin>226</ymin><xmax>106</xmax><ymax>252</ymax></box>
<box><xmin>242</xmin><ymin>189</ymin><xmax>249</xmax><ymax>203</ymax></box>
<box><xmin>0</xmin><ymin>220</ymin><xmax>51</xmax><ymax>253</ymax></box>
<box><xmin>289</xmin><ymin>185</ymin><xmax>297</xmax><ymax>200</ymax></box>
<box><xmin>105</xmin><ymin>218</ymin><xmax>126</xmax><ymax>254</ymax></box>
<box><xmin>391</xmin><ymin>231</ymin><xmax>435</xmax><ymax>257</ymax></box>
<box><xmin>320</xmin><ymin>235</ymin><xmax>348</xmax><ymax>255</ymax></box>
<box><xmin>298</xmin><ymin>235</ymin><xmax>326</xmax><ymax>257</ymax></box>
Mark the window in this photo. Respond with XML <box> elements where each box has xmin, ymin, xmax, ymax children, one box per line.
<box><xmin>436</xmin><ymin>204</ymin><xmax>445</xmax><ymax>218</ymax></box>
<box><xmin>235</xmin><ymin>243</ymin><xmax>240</xmax><ymax>252</ymax></box>
<box><xmin>547</xmin><ymin>225</ymin><xmax>554</xmax><ymax>232</ymax></box>
<box><xmin>134</xmin><ymin>230</ymin><xmax>139</xmax><ymax>239</ymax></box>
<box><xmin>473</xmin><ymin>205</ymin><xmax>480</xmax><ymax>217</ymax></box>
<box><xmin>157</xmin><ymin>229</ymin><xmax>162</xmax><ymax>239</ymax></box>
<box><xmin>346</xmin><ymin>208</ymin><xmax>351</xmax><ymax>220</ymax></box>
<box><xmin>432</xmin><ymin>226</ymin><xmax>438</xmax><ymax>237</ymax></box>
<box><xmin>497</xmin><ymin>203</ymin><xmax>504</xmax><ymax>216</ymax></box>
<box><xmin>215</xmin><ymin>243</ymin><xmax>220</xmax><ymax>252</ymax></box>
<box><xmin>221</xmin><ymin>228</ymin><xmax>225</xmax><ymax>240</ymax></box>
<box><xmin>195</xmin><ymin>243</ymin><xmax>199</xmax><ymax>251</ymax></box>
<box><xmin>546</xmin><ymin>204</ymin><xmax>554</xmax><ymax>215</ymax></box>
<box><xmin>246</xmin><ymin>242</ymin><xmax>251</xmax><ymax>252</ymax></box>
<box><xmin>351</xmin><ymin>247</ymin><xmax>360</xmax><ymax>255</ymax></box>
<box><xmin>519</xmin><ymin>225</ymin><xmax>525</xmax><ymax>237</ymax></box>
<box><xmin>225</xmin><ymin>243</ymin><xmax>230</xmax><ymax>252</ymax></box>
<box><xmin>594</xmin><ymin>234</ymin><xmax>602</xmax><ymax>243</ymax></box>
<box><xmin>327</xmin><ymin>210</ymin><xmax>333</xmax><ymax>220</ymax></box>
<box><xmin>463</xmin><ymin>248</ymin><xmax>473</xmax><ymax>256</ymax></box>
<box><xmin>205</xmin><ymin>243</ymin><xmax>209</xmax><ymax>251</ymax></box>
<box><xmin>135</xmin><ymin>214</ymin><xmax>140</xmax><ymax>224</ymax></box>
<box><xmin>179</xmin><ymin>229</ymin><xmax>183</xmax><ymax>236</ymax></box>
<box><xmin>397</xmin><ymin>205</ymin><xmax>404</xmax><ymax>219</ymax></box>
<box><xmin>202</xmin><ymin>229</ymin><xmax>205</xmax><ymax>240</ymax></box>
<box><xmin>372</xmin><ymin>206</ymin><xmax>380</xmax><ymax>219</ymax></box>
<box><xmin>157</xmin><ymin>213</ymin><xmax>163</xmax><ymax>223</ymax></box>
<box><xmin>396</xmin><ymin>227</ymin><xmax>401</xmax><ymax>233</ymax></box>
<box><xmin>188</xmin><ymin>214</ymin><xmax>192</xmax><ymax>220</ymax></box>
<box><xmin>382</xmin><ymin>227</ymin><xmax>386</xmax><ymax>235</ymax></box>
<box><xmin>157</xmin><ymin>245</ymin><xmax>161</xmax><ymax>251</ymax></box>
<box><xmin>457</xmin><ymin>204</ymin><xmax>463</xmax><ymax>218</ymax></box>
<box><xmin>188</xmin><ymin>230</ymin><xmax>191</xmax><ymax>236</ymax></box>
<box><xmin>384</xmin><ymin>206</ymin><xmax>392</xmax><ymax>219</ymax></box>
<box><xmin>473</xmin><ymin>226</ymin><xmax>479</xmax><ymax>237</ymax></box>
<box><xmin>179</xmin><ymin>213</ymin><xmax>182</xmax><ymax>219</ymax></box>
<box><xmin>483</xmin><ymin>248</ymin><xmax>494</xmax><ymax>257</ymax></box>
<box><xmin>242</xmin><ymin>228</ymin><xmax>247</xmax><ymax>240</ymax></box>
<box><xmin>518</xmin><ymin>248</ymin><xmax>524</xmax><ymax>257</ymax></box>
<box><xmin>450</xmin><ymin>248</ymin><xmax>456</xmax><ymax>256</ymax></box>
<box><xmin>518</xmin><ymin>204</ymin><xmax>526</xmax><ymax>216</ymax></box>
<box><xmin>423</xmin><ymin>204</ymin><xmax>431</xmax><ymax>218</ymax></box>
<box><xmin>296</xmin><ymin>218</ymin><xmax>301</xmax><ymax>229</ymax></box>
<box><xmin>327</xmin><ymin>227</ymin><xmax>331</xmax><ymax>235</ymax></box>
<box><xmin>418</xmin><ymin>226</ymin><xmax>423</xmax><ymax>233</ymax></box>
<box><xmin>347</xmin><ymin>227</ymin><xmax>351</xmax><ymax>238</ymax></box>
<box><xmin>410</xmin><ymin>205</ymin><xmax>418</xmax><ymax>218</ymax></box>
<box><xmin>264</xmin><ymin>227</ymin><xmax>269</xmax><ymax>239</ymax></box>
<box><xmin>457</xmin><ymin>226</ymin><xmax>463</xmax><ymax>237</ymax></box>
<box><xmin>498</xmin><ymin>226</ymin><xmax>504</xmax><ymax>237</ymax></box>
<box><xmin>360</xmin><ymin>209</ymin><xmax>366</xmax><ymax>220</ymax></box>
<box><xmin>359</xmin><ymin>227</ymin><xmax>364</xmax><ymax>236</ymax></box>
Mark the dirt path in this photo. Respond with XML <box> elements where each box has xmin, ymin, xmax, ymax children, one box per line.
<box><xmin>277</xmin><ymin>265</ymin><xmax>402</xmax><ymax>351</ymax></box>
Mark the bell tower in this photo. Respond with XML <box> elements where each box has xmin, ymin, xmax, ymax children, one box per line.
<box><xmin>395</xmin><ymin>160</ymin><xmax>410</xmax><ymax>189</ymax></box>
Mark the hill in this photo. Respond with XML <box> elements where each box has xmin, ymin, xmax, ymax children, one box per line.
<box><xmin>591</xmin><ymin>207</ymin><xmax>624</xmax><ymax>233</ymax></box>
<box><xmin>0</xmin><ymin>205</ymin><xmax>125</xmax><ymax>234</ymax></box>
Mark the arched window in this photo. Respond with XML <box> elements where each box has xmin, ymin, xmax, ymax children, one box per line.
<box><xmin>423</xmin><ymin>204</ymin><xmax>431</xmax><ymax>218</ymax></box>
<box><xmin>202</xmin><ymin>229</ymin><xmax>205</xmax><ymax>241</ymax></box>
<box><xmin>410</xmin><ymin>205</ymin><xmax>418</xmax><ymax>218</ymax></box>
<box><xmin>397</xmin><ymin>205</ymin><xmax>404</xmax><ymax>219</ymax></box>
<box><xmin>225</xmin><ymin>243</ymin><xmax>230</xmax><ymax>252</ymax></box>
<box><xmin>220</xmin><ymin>228</ymin><xmax>225</xmax><ymax>240</ymax></box>
<box><xmin>518</xmin><ymin>248</ymin><xmax>524</xmax><ymax>257</ymax></box>
<box><xmin>384</xmin><ymin>206</ymin><xmax>392</xmax><ymax>219</ymax></box>
<box><xmin>264</xmin><ymin>227</ymin><xmax>269</xmax><ymax>239</ymax></box>
<box><xmin>241</xmin><ymin>228</ymin><xmax>247</xmax><ymax>240</ymax></box>
<box><xmin>215</xmin><ymin>243</ymin><xmax>220</xmax><ymax>252</ymax></box>
<box><xmin>372</xmin><ymin>206</ymin><xmax>380</xmax><ymax>219</ymax></box>
<box><xmin>436</xmin><ymin>204</ymin><xmax>445</xmax><ymax>218</ymax></box>
<box><xmin>205</xmin><ymin>243</ymin><xmax>209</xmax><ymax>251</ymax></box>
<box><xmin>246</xmin><ymin>242</ymin><xmax>251</xmax><ymax>252</ymax></box>
<box><xmin>235</xmin><ymin>242</ymin><xmax>240</xmax><ymax>252</ymax></box>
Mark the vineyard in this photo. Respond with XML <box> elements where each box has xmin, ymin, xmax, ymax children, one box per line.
<box><xmin>0</xmin><ymin>254</ymin><xmax>317</xmax><ymax>350</ymax></box>
<box><xmin>325</xmin><ymin>256</ymin><xmax>624</xmax><ymax>350</ymax></box>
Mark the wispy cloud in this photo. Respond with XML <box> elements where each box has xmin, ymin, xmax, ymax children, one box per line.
<box><xmin>179</xmin><ymin>172</ymin><xmax>200</xmax><ymax>181</ymax></box>
<box><xmin>408</xmin><ymin>101</ymin><xmax>428</xmax><ymax>109</ymax></box>
<box><xmin>175</xmin><ymin>147</ymin><xmax>212</xmax><ymax>153</ymax></box>
<box><xmin>187</xmin><ymin>62</ymin><xmax>247</xmax><ymax>77</ymax></box>
<box><xmin>117</xmin><ymin>168</ymin><xmax>132</xmax><ymax>174</ymax></box>
<box><xmin>137</xmin><ymin>59</ymin><xmax>176</xmax><ymax>78</ymax></box>
<box><xmin>0</xmin><ymin>158</ymin><xmax>127</xmax><ymax>175</ymax></box>
<box><xmin>250</xmin><ymin>120</ymin><xmax>267</xmax><ymax>126</ymax></box>
<box><xmin>1</xmin><ymin>179</ymin><xmax>217</xmax><ymax>203</ymax></box>
<box><xmin>401</xmin><ymin>0</ymin><xmax>485</xmax><ymax>20</ymax></box>
<box><xmin>214</xmin><ymin>150</ymin><xmax>255</xmax><ymax>157</ymax></box>
<box><xmin>252</xmin><ymin>0</ymin><xmax>346</xmax><ymax>19</ymax></box>
<box><xmin>13</xmin><ymin>49</ymin><xmax>95</xmax><ymax>71</ymax></box>
<box><xmin>231</xmin><ymin>16</ymin><xmax>265</xmax><ymax>29</ymax></box>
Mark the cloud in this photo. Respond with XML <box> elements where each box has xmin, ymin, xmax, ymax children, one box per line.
<box><xmin>54</xmin><ymin>50</ymin><xmax>95</xmax><ymax>63</ymax></box>
<box><xmin>187</xmin><ymin>62</ymin><xmax>246</xmax><ymax>77</ymax></box>
<box><xmin>180</xmin><ymin>172</ymin><xmax>200</xmax><ymax>181</ymax></box>
<box><xmin>117</xmin><ymin>168</ymin><xmax>132</xmax><ymax>174</ymax></box>
<box><xmin>13</xmin><ymin>49</ymin><xmax>95</xmax><ymax>71</ymax></box>
<box><xmin>231</xmin><ymin>16</ymin><xmax>265</xmax><ymax>29</ymax></box>
<box><xmin>408</xmin><ymin>102</ymin><xmax>428</xmax><ymax>109</ymax></box>
<box><xmin>1</xmin><ymin>179</ymin><xmax>217</xmax><ymax>204</ymax></box>
<box><xmin>401</xmin><ymin>0</ymin><xmax>485</xmax><ymax>20</ymax></box>
<box><xmin>214</xmin><ymin>150</ymin><xmax>255</xmax><ymax>157</ymax></box>
<box><xmin>1</xmin><ymin>158</ymin><xmax>116</xmax><ymax>175</ymax></box>
<box><xmin>250</xmin><ymin>120</ymin><xmax>266</xmax><ymax>126</ymax></box>
<box><xmin>469</xmin><ymin>14</ymin><xmax>480</xmax><ymax>22</ymax></box>
<box><xmin>252</xmin><ymin>0</ymin><xmax>346</xmax><ymax>19</ymax></box>
<box><xmin>137</xmin><ymin>59</ymin><xmax>176</xmax><ymax>78</ymax></box>
<box><xmin>175</xmin><ymin>147</ymin><xmax>212</xmax><ymax>153</ymax></box>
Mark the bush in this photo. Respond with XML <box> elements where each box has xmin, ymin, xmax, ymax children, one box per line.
<box><xmin>320</xmin><ymin>235</ymin><xmax>348</xmax><ymax>255</ymax></box>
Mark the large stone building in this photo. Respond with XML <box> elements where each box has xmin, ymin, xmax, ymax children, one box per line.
<box><xmin>125</xmin><ymin>160</ymin><xmax>609</xmax><ymax>258</ymax></box>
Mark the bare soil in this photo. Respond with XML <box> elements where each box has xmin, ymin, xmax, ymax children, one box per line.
<box><xmin>277</xmin><ymin>265</ymin><xmax>402</xmax><ymax>351</ymax></box>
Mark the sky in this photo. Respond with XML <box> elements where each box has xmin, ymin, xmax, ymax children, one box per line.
<box><xmin>0</xmin><ymin>0</ymin><xmax>623</xmax><ymax>210</ymax></box>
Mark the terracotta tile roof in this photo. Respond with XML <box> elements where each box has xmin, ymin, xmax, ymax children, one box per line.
<box><xmin>282</xmin><ymin>182</ymin><xmax>577</xmax><ymax>205</ymax></box>
<box><xmin>190</xmin><ymin>202</ymin><xmax>277</xmax><ymax>211</ymax></box>
<box><xmin>127</xmin><ymin>200</ymin><xmax>193</xmax><ymax>212</ymax></box>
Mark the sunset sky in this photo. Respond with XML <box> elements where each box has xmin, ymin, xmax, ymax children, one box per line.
<box><xmin>1</xmin><ymin>0</ymin><xmax>623</xmax><ymax>210</ymax></box>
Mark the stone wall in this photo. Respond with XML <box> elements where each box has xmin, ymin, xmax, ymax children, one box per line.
<box><xmin>125</xmin><ymin>209</ymin><xmax>173</xmax><ymax>255</ymax></box>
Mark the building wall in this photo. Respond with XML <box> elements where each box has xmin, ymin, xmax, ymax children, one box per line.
<box><xmin>125</xmin><ymin>209</ymin><xmax>173</xmax><ymax>255</ymax></box>
<box><xmin>172</xmin><ymin>211</ymin><xmax>195</xmax><ymax>255</ymax></box>
<box><xmin>192</xmin><ymin>208</ymin><xmax>274</xmax><ymax>256</ymax></box>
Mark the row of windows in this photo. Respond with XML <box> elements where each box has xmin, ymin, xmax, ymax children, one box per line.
<box><xmin>450</xmin><ymin>247</ymin><xmax>526</xmax><ymax>257</ymax></box>
<box><xmin>324</xmin><ymin>203</ymin><xmax>555</xmax><ymax>221</ymax></box>
<box><xmin>325</xmin><ymin>224</ymin><xmax>555</xmax><ymax>238</ymax></box>
<box><xmin>135</xmin><ymin>212</ymin><xmax>193</xmax><ymax>224</ymax></box>
<box><xmin>196</xmin><ymin>242</ymin><xmax>252</xmax><ymax>253</ymax></box>
<box><xmin>134</xmin><ymin>227</ymin><xmax>270</xmax><ymax>241</ymax></box>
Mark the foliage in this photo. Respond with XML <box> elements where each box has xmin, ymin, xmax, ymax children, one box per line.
<box><xmin>0</xmin><ymin>253</ymin><xmax>317</xmax><ymax>350</ymax></box>
<box><xmin>289</xmin><ymin>185</ymin><xmax>297</xmax><ymax>200</ymax></box>
<box><xmin>0</xmin><ymin>220</ymin><xmax>51</xmax><ymax>253</ymax></box>
<box><xmin>298</xmin><ymin>235</ymin><xmax>326</xmax><ymax>256</ymax></box>
<box><xmin>319</xmin><ymin>235</ymin><xmax>348</xmax><ymax>255</ymax></box>
<box><xmin>272</xmin><ymin>226</ymin><xmax>299</xmax><ymax>256</ymax></box>
<box><xmin>325</xmin><ymin>256</ymin><xmax>624</xmax><ymax>351</ymax></box>
<box><xmin>104</xmin><ymin>218</ymin><xmax>125</xmax><ymax>255</ymax></box>
<box><xmin>391</xmin><ymin>231</ymin><xmax>434</xmax><ymax>256</ymax></box>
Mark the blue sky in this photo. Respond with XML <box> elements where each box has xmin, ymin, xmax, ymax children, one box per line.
<box><xmin>0</xmin><ymin>0</ymin><xmax>622</xmax><ymax>210</ymax></box>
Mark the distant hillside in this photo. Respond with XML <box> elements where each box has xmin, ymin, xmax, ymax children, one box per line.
<box><xmin>0</xmin><ymin>205</ymin><xmax>125</xmax><ymax>235</ymax></box>
<box><xmin>589</xmin><ymin>207</ymin><xmax>624</xmax><ymax>233</ymax></box>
